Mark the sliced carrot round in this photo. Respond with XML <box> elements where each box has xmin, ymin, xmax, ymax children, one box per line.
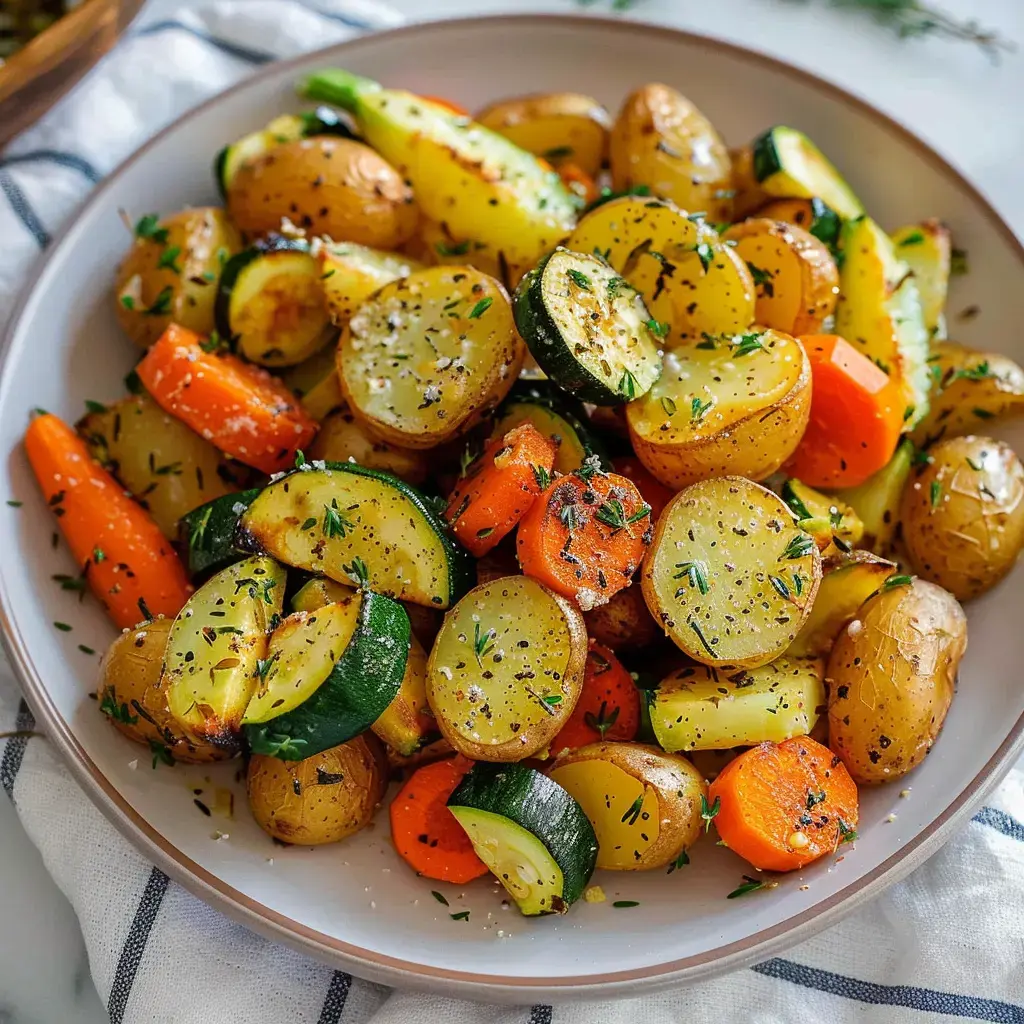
<box><xmin>389</xmin><ymin>757</ymin><xmax>489</xmax><ymax>884</ymax></box>
<box><xmin>709</xmin><ymin>736</ymin><xmax>859</xmax><ymax>873</ymax></box>
<box><xmin>611</xmin><ymin>455</ymin><xmax>675</xmax><ymax>524</ymax></box>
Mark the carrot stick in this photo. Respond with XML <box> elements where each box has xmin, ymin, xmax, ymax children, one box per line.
<box><xmin>611</xmin><ymin>455</ymin><xmax>675</xmax><ymax>524</ymax></box>
<box><xmin>389</xmin><ymin>757</ymin><xmax>489</xmax><ymax>883</ymax></box>
<box><xmin>708</xmin><ymin>736</ymin><xmax>859</xmax><ymax>872</ymax></box>
<box><xmin>136</xmin><ymin>324</ymin><xmax>318</xmax><ymax>475</ymax></box>
<box><xmin>784</xmin><ymin>334</ymin><xmax>903</xmax><ymax>488</ymax></box>
<box><xmin>550</xmin><ymin>641</ymin><xmax>640</xmax><ymax>755</ymax></box>
<box><xmin>445</xmin><ymin>423</ymin><xmax>556</xmax><ymax>557</ymax></box>
<box><xmin>557</xmin><ymin>162</ymin><xmax>600</xmax><ymax>205</ymax></box>
<box><xmin>516</xmin><ymin>468</ymin><xmax>652</xmax><ymax>608</ymax></box>
<box><xmin>24</xmin><ymin>414</ymin><xmax>192</xmax><ymax>630</ymax></box>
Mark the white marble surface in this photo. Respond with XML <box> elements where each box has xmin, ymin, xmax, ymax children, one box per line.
<box><xmin>1</xmin><ymin>0</ymin><xmax>1023</xmax><ymax>1021</ymax></box>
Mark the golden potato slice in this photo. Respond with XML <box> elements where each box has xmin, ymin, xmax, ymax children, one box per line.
<box><xmin>307</xmin><ymin>408</ymin><xmax>429</xmax><ymax>485</ymax></box>
<box><xmin>827</xmin><ymin>578</ymin><xmax>966</xmax><ymax>784</ymax></box>
<box><xmin>722</xmin><ymin>218</ymin><xmax>838</xmax><ymax>336</ymax></box>
<box><xmin>338</xmin><ymin>266</ymin><xmax>523</xmax><ymax>448</ymax></box>
<box><xmin>228</xmin><ymin>137</ymin><xmax>418</xmax><ymax>250</ymax></box>
<box><xmin>626</xmin><ymin>328</ymin><xmax>811</xmax><ymax>489</ymax></box>
<box><xmin>477</xmin><ymin>92</ymin><xmax>611</xmax><ymax>177</ymax></box>
<box><xmin>642</xmin><ymin>476</ymin><xmax>822</xmax><ymax>668</ymax></box>
<box><xmin>610</xmin><ymin>84</ymin><xmax>733</xmax><ymax>223</ymax></box>
<box><xmin>911</xmin><ymin>341</ymin><xmax>1024</xmax><ymax>448</ymax></box>
<box><xmin>425</xmin><ymin>576</ymin><xmax>587</xmax><ymax>761</ymax></box>
<box><xmin>318</xmin><ymin>242</ymin><xmax>424</xmax><ymax>327</ymax></box>
<box><xmin>900</xmin><ymin>435</ymin><xmax>1024</xmax><ymax>601</ymax></box>
<box><xmin>246</xmin><ymin>734</ymin><xmax>387</xmax><ymax>845</ymax></box>
<box><xmin>413</xmin><ymin>219</ymin><xmax>531</xmax><ymax>291</ymax></box>
<box><xmin>114</xmin><ymin>207</ymin><xmax>241</xmax><ymax>348</ymax></box>
<box><xmin>548</xmin><ymin>741</ymin><xmax>706</xmax><ymax>871</ymax></box>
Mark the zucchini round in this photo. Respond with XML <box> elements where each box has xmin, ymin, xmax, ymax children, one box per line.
<box><xmin>448</xmin><ymin>762</ymin><xmax>598</xmax><ymax>915</ymax></box>
<box><xmin>178</xmin><ymin>488</ymin><xmax>260</xmax><ymax>579</ymax></box>
<box><xmin>514</xmin><ymin>248</ymin><xmax>662</xmax><ymax>405</ymax></box>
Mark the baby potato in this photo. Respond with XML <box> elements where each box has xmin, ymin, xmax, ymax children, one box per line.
<box><xmin>722</xmin><ymin>219</ymin><xmax>838</xmax><ymax>336</ymax></box>
<box><xmin>729</xmin><ymin>145</ymin><xmax>768</xmax><ymax>219</ymax></box>
<box><xmin>548</xmin><ymin>741</ymin><xmax>706</xmax><ymax>870</ymax></box>
<box><xmin>97</xmin><ymin>619</ymin><xmax>231</xmax><ymax>763</ymax></box>
<box><xmin>414</xmin><ymin>219</ymin><xmax>531</xmax><ymax>291</ymax></box>
<box><xmin>476</xmin><ymin>92</ymin><xmax>611</xmax><ymax>177</ymax></box>
<box><xmin>583</xmin><ymin>584</ymin><xmax>659</xmax><ymax>652</ymax></box>
<box><xmin>114</xmin><ymin>207</ymin><xmax>241</xmax><ymax>348</ymax></box>
<box><xmin>318</xmin><ymin>242</ymin><xmax>424</xmax><ymax>327</ymax></box>
<box><xmin>900</xmin><ymin>435</ymin><xmax>1024</xmax><ymax>601</ymax></box>
<box><xmin>307</xmin><ymin>407</ymin><xmax>429</xmax><ymax>485</ymax></box>
<box><xmin>911</xmin><ymin>341</ymin><xmax>1024</xmax><ymax>448</ymax></box>
<box><xmin>247</xmin><ymin>733</ymin><xmax>388</xmax><ymax>845</ymax></box>
<box><xmin>828</xmin><ymin>578</ymin><xmax>967</xmax><ymax>785</ymax></box>
<box><xmin>228</xmin><ymin>137</ymin><xmax>418</xmax><ymax>250</ymax></box>
<box><xmin>610</xmin><ymin>83</ymin><xmax>733</xmax><ymax>223</ymax></box>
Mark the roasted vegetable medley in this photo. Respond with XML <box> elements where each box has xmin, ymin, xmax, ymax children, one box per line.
<box><xmin>26</xmin><ymin>70</ymin><xmax>1024</xmax><ymax>917</ymax></box>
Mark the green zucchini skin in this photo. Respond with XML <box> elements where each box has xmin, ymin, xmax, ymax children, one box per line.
<box><xmin>243</xmin><ymin>589</ymin><xmax>410</xmax><ymax>760</ymax></box>
<box><xmin>448</xmin><ymin>762</ymin><xmax>598</xmax><ymax>910</ymax></box>
<box><xmin>178</xmin><ymin>489</ymin><xmax>260</xmax><ymax>578</ymax></box>
<box><xmin>514</xmin><ymin>249</ymin><xmax>662</xmax><ymax>406</ymax></box>
<box><xmin>805</xmin><ymin>197</ymin><xmax>842</xmax><ymax>250</ymax></box>
<box><xmin>235</xmin><ymin>461</ymin><xmax>474</xmax><ymax>609</ymax></box>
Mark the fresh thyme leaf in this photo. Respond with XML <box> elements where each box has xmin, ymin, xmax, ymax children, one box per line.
<box><xmin>134</xmin><ymin>214</ymin><xmax>168</xmax><ymax>243</ymax></box>
<box><xmin>660</xmin><ymin>395</ymin><xmax>677</xmax><ymax>417</ymax></box>
<box><xmin>54</xmin><ymin>621</ymin><xmax>72</xmax><ymax>632</ymax></box>
<box><xmin>531</xmin><ymin>464</ymin><xmax>551</xmax><ymax>490</ymax></box>
<box><xmin>150</xmin><ymin>740</ymin><xmax>176</xmax><ymax>769</ymax></box>
<box><xmin>952</xmin><ymin>360</ymin><xmax>993</xmax><ymax>383</ymax></box>
<box><xmin>300</xmin><ymin>517</ymin><xmax>317</xmax><ymax>531</ymax></box>
<box><xmin>667</xmin><ymin>849</ymin><xmax>690</xmax><ymax>874</ymax></box>
<box><xmin>595</xmin><ymin>498</ymin><xmax>629</xmax><ymax>530</ymax></box>
<box><xmin>120</xmin><ymin>295</ymin><xmax>136</xmax><ymax>311</ymax></box>
<box><xmin>99</xmin><ymin>687</ymin><xmax>138</xmax><ymax>725</ymax></box>
<box><xmin>732</xmin><ymin>332</ymin><xmax>765</xmax><ymax>357</ymax></box>
<box><xmin>694</xmin><ymin>241</ymin><xmax>714</xmax><ymax>272</ymax></box>
<box><xmin>294</xmin><ymin>449</ymin><xmax>307</xmax><ymax>468</ymax></box>
<box><xmin>612</xmin><ymin>900</ymin><xmax>640</xmax><ymax>908</ymax></box>
<box><xmin>881</xmin><ymin>573</ymin><xmax>913</xmax><ymax>592</ymax></box>
<box><xmin>560</xmin><ymin>503</ymin><xmax>584</xmax><ymax>532</ymax></box>
<box><xmin>690</xmin><ymin>396</ymin><xmax>713</xmax><ymax>421</ymax></box>
<box><xmin>930</xmin><ymin>480</ymin><xmax>942</xmax><ymax>508</ymax></box>
<box><xmin>584</xmin><ymin>701</ymin><xmax>620</xmax><ymax>740</ymax></box>
<box><xmin>342</xmin><ymin>556</ymin><xmax>369</xmax><ymax>588</ymax></box>
<box><xmin>84</xmin><ymin>399</ymin><xmax>108</xmax><ymax>415</ymax></box>
<box><xmin>199</xmin><ymin>330</ymin><xmax>229</xmax><ymax>354</ymax></box>
<box><xmin>435</xmin><ymin>240</ymin><xmax>471</xmax><ymax>257</ymax></box>
<box><xmin>746</xmin><ymin>261</ymin><xmax>775</xmax><ymax>297</ymax></box>
<box><xmin>973</xmin><ymin>407</ymin><xmax>995</xmax><ymax>420</ymax></box>
<box><xmin>450</xmin><ymin>911</ymin><xmax>471</xmax><ymax>921</ymax></box>
<box><xmin>6</xmin><ymin>500</ymin><xmax>21</xmax><ymax>508</ymax></box>
<box><xmin>781</xmin><ymin>533</ymin><xmax>816</xmax><ymax>560</ymax></box>
<box><xmin>567</xmin><ymin>268</ymin><xmax>592</xmax><ymax>291</ymax></box>
<box><xmin>143</xmin><ymin>286</ymin><xmax>173</xmax><ymax>317</ymax></box>
<box><xmin>673</xmin><ymin>559</ymin><xmax>709</xmax><ymax>596</ymax></box>
<box><xmin>620</xmin><ymin>794</ymin><xmax>644</xmax><ymax>825</ymax></box>
<box><xmin>898</xmin><ymin>230</ymin><xmax>926</xmax><ymax>246</ymax></box>
<box><xmin>645</xmin><ymin>318</ymin><xmax>669</xmax><ymax>339</ymax></box>
<box><xmin>473</xmin><ymin>621</ymin><xmax>497</xmax><ymax>664</ymax></box>
<box><xmin>125</xmin><ymin>368</ymin><xmax>144</xmax><ymax>395</ymax></box>
<box><xmin>700</xmin><ymin>792</ymin><xmax>721</xmax><ymax>833</ymax></box>
<box><xmin>951</xmin><ymin>247</ymin><xmax>969</xmax><ymax>274</ymax></box>
<box><xmin>156</xmin><ymin>245</ymin><xmax>182</xmax><ymax>273</ymax></box>
<box><xmin>727</xmin><ymin>876</ymin><xmax>766</xmax><ymax>899</ymax></box>
<box><xmin>467</xmin><ymin>297</ymin><xmax>493</xmax><ymax>319</ymax></box>
<box><xmin>78</xmin><ymin>644</ymin><xmax>96</xmax><ymax>655</ymax></box>
<box><xmin>618</xmin><ymin>368</ymin><xmax>638</xmax><ymax>400</ymax></box>
<box><xmin>431</xmin><ymin>890</ymin><xmax>449</xmax><ymax>906</ymax></box>
<box><xmin>322</xmin><ymin>498</ymin><xmax>354</xmax><ymax>539</ymax></box>
<box><xmin>837</xmin><ymin>818</ymin><xmax>858</xmax><ymax>844</ymax></box>
<box><xmin>768</xmin><ymin>574</ymin><xmax>791</xmax><ymax>601</ymax></box>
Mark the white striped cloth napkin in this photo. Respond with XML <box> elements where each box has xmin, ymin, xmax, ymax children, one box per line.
<box><xmin>2</xmin><ymin>3</ymin><xmax>1024</xmax><ymax>1022</ymax></box>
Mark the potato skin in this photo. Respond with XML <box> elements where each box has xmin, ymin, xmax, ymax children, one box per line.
<box><xmin>228</xmin><ymin>138</ymin><xmax>418</xmax><ymax>250</ymax></box>
<box><xmin>97</xmin><ymin>619</ymin><xmax>230</xmax><ymax>763</ymax></box>
<box><xmin>549</xmin><ymin>741</ymin><xmax>706</xmax><ymax>870</ymax></box>
<box><xmin>308</xmin><ymin>408</ymin><xmax>429</xmax><ymax>486</ymax></box>
<box><xmin>901</xmin><ymin>436</ymin><xmax>1024</xmax><ymax>601</ymax></box>
<box><xmin>114</xmin><ymin>207</ymin><xmax>241</xmax><ymax>348</ymax></box>
<box><xmin>583</xmin><ymin>585</ymin><xmax>658</xmax><ymax>652</ymax></box>
<box><xmin>246</xmin><ymin>733</ymin><xmax>388</xmax><ymax>845</ymax></box>
<box><xmin>827</xmin><ymin>578</ymin><xmax>966</xmax><ymax>785</ymax></box>
<box><xmin>610</xmin><ymin>84</ymin><xmax>732</xmax><ymax>223</ymax></box>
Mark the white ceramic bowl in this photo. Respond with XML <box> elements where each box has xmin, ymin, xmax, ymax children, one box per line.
<box><xmin>3</xmin><ymin>14</ymin><xmax>1024</xmax><ymax>1004</ymax></box>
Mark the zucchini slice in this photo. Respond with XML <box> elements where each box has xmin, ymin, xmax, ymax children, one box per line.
<box><xmin>242</xmin><ymin>590</ymin><xmax>410</xmax><ymax>760</ymax></box>
<box><xmin>835</xmin><ymin>216</ymin><xmax>930</xmax><ymax>426</ymax></box>
<box><xmin>651</xmin><ymin>657</ymin><xmax>826</xmax><ymax>752</ymax></box>
<box><xmin>788</xmin><ymin>551</ymin><xmax>896</xmax><ymax>657</ymax></box>
<box><xmin>781</xmin><ymin>478</ymin><xmax>863</xmax><ymax>553</ymax></box>
<box><xmin>291</xmin><ymin>575</ymin><xmax>354</xmax><ymax>613</ymax></box>
<box><xmin>215</xmin><ymin>236</ymin><xmax>332</xmax><ymax>368</ymax></box>
<box><xmin>514</xmin><ymin>248</ymin><xmax>661</xmax><ymax>405</ymax></box>
<box><xmin>164</xmin><ymin>555</ymin><xmax>287</xmax><ymax>746</ymax></box>
<box><xmin>178</xmin><ymin>489</ymin><xmax>260</xmax><ymax>578</ymax></box>
<box><xmin>215</xmin><ymin>107</ymin><xmax>357</xmax><ymax>196</ymax></box>
<box><xmin>236</xmin><ymin>462</ymin><xmax>473</xmax><ymax>609</ymax></box>
<box><xmin>448</xmin><ymin>762</ymin><xmax>598</xmax><ymax>915</ymax></box>
<box><xmin>832</xmin><ymin>438</ymin><xmax>915</xmax><ymax>553</ymax></box>
<box><xmin>892</xmin><ymin>219</ymin><xmax>952</xmax><ymax>337</ymax></box>
<box><xmin>751</xmin><ymin>126</ymin><xmax>864</xmax><ymax>220</ymax></box>
<box><xmin>283</xmin><ymin>347</ymin><xmax>344</xmax><ymax>422</ymax></box>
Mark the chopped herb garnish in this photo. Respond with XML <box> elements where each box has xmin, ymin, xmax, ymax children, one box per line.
<box><xmin>837</xmin><ymin>818</ymin><xmax>858</xmax><ymax>845</ymax></box>
<box><xmin>881</xmin><ymin>573</ymin><xmax>914</xmax><ymax>592</ymax></box>
<box><xmin>689</xmin><ymin>618</ymin><xmax>717</xmax><ymax>659</ymax></box>
<box><xmin>690</xmin><ymin>396</ymin><xmax>713</xmax><ymax>421</ymax></box>
<box><xmin>727</xmin><ymin>875</ymin><xmax>766</xmax><ymax>899</ymax></box>
<box><xmin>973</xmin><ymin>407</ymin><xmax>995</xmax><ymax>420</ymax></box>
<box><xmin>54</xmin><ymin>621</ymin><xmax>72</xmax><ymax>632</ymax></box>
<box><xmin>84</xmin><ymin>399</ymin><xmax>107</xmax><ymax>415</ymax></box>
<box><xmin>78</xmin><ymin>644</ymin><xmax>96</xmax><ymax>655</ymax></box>
<box><xmin>120</xmin><ymin>295</ymin><xmax>135</xmax><ymax>311</ymax></box>
<box><xmin>618</xmin><ymin>368</ymin><xmax>639</xmax><ymax>400</ymax></box>
<box><xmin>467</xmin><ymin>297</ymin><xmax>493</xmax><ymax>319</ymax></box>
<box><xmin>431</xmin><ymin>890</ymin><xmax>449</xmax><ymax>906</ymax></box>
<box><xmin>52</xmin><ymin>574</ymin><xmax>86</xmax><ymax>594</ymax></box>
<box><xmin>700</xmin><ymin>792</ymin><xmax>721</xmax><ymax>833</ymax></box>
<box><xmin>435</xmin><ymin>240</ymin><xmax>471</xmax><ymax>257</ymax></box>
<box><xmin>781</xmin><ymin>533</ymin><xmax>816</xmax><ymax>560</ymax></box>
<box><xmin>144</xmin><ymin>286</ymin><xmax>173</xmax><ymax>317</ymax></box>
<box><xmin>322</xmin><ymin>498</ymin><xmax>354</xmax><ymax>539</ymax></box>
<box><xmin>673</xmin><ymin>560</ymin><xmax>709</xmax><ymax>596</ymax></box>
<box><xmin>316</xmin><ymin>768</ymin><xmax>345</xmax><ymax>786</ymax></box>
<box><xmin>768</xmin><ymin>574</ymin><xmax>791</xmax><ymax>601</ymax></box>
<box><xmin>542</xmin><ymin>694</ymin><xmax>563</xmax><ymax>707</ymax></box>
<box><xmin>620</xmin><ymin>794</ymin><xmax>644</xmax><ymax>825</ymax></box>
<box><xmin>294</xmin><ymin>449</ymin><xmax>307</xmax><ymax>468</ymax></box>
<box><xmin>156</xmin><ymin>245</ymin><xmax>182</xmax><ymax>273</ymax></box>
<box><xmin>898</xmin><ymin>230</ymin><xmax>926</xmax><ymax>246</ymax></box>
<box><xmin>99</xmin><ymin>687</ymin><xmax>138</xmax><ymax>725</ymax></box>
<box><xmin>567</xmin><ymin>268</ymin><xmax>592</xmax><ymax>291</ymax></box>
<box><xmin>584</xmin><ymin>701</ymin><xmax>620</xmax><ymax>740</ymax></box>
<box><xmin>199</xmin><ymin>330</ymin><xmax>229</xmax><ymax>354</ymax></box>
<box><xmin>745</xmin><ymin>262</ymin><xmax>775</xmax><ymax>297</ymax></box>
<box><xmin>595</xmin><ymin>498</ymin><xmax>630</xmax><ymax>530</ymax></box>
<box><xmin>694</xmin><ymin>242</ymin><xmax>714</xmax><ymax>273</ymax></box>
<box><xmin>806</xmin><ymin>788</ymin><xmax>827</xmax><ymax>810</ymax></box>
<box><xmin>134</xmin><ymin>214</ymin><xmax>168</xmax><ymax>243</ymax></box>
<box><xmin>543</xmin><ymin>145</ymin><xmax>574</xmax><ymax>160</ymax></box>
<box><xmin>660</xmin><ymin>396</ymin><xmax>677</xmax><ymax>417</ymax></box>
<box><xmin>952</xmin><ymin>360</ymin><xmax>993</xmax><ymax>383</ymax></box>
<box><xmin>473</xmin><ymin>621</ymin><xmax>497</xmax><ymax>664</ymax></box>
<box><xmin>560</xmin><ymin>503</ymin><xmax>584</xmax><ymax>532</ymax></box>
<box><xmin>6</xmin><ymin>500</ymin><xmax>21</xmax><ymax>508</ymax></box>
<box><xmin>645</xmin><ymin>318</ymin><xmax>669</xmax><ymax>338</ymax></box>
<box><xmin>137</xmin><ymin>597</ymin><xmax>153</xmax><ymax>622</ymax></box>
<box><xmin>255</xmin><ymin>655</ymin><xmax>279</xmax><ymax>682</ymax></box>
<box><xmin>732</xmin><ymin>332</ymin><xmax>765</xmax><ymax>357</ymax></box>
<box><xmin>612</xmin><ymin>900</ymin><xmax>640</xmax><ymax>908</ymax></box>
<box><xmin>300</xmin><ymin>517</ymin><xmax>318</xmax><ymax>531</ymax></box>
<box><xmin>124</xmin><ymin>368</ymin><xmax>144</xmax><ymax>395</ymax></box>
<box><xmin>150</xmin><ymin>740</ymin><xmax>176</xmax><ymax>769</ymax></box>
<box><xmin>667</xmin><ymin>850</ymin><xmax>690</xmax><ymax>874</ymax></box>
<box><xmin>531</xmin><ymin>464</ymin><xmax>551</xmax><ymax>490</ymax></box>
<box><xmin>930</xmin><ymin>480</ymin><xmax>943</xmax><ymax>508</ymax></box>
<box><xmin>950</xmin><ymin>248</ymin><xmax>969</xmax><ymax>275</ymax></box>
<box><xmin>450</xmin><ymin>911</ymin><xmax>471</xmax><ymax>921</ymax></box>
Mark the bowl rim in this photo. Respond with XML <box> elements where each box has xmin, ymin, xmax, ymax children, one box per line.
<box><xmin>3</xmin><ymin>11</ymin><xmax>1024</xmax><ymax>1000</ymax></box>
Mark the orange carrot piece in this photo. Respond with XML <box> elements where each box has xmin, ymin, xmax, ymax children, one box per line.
<box><xmin>445</xmin><ymin>423</ymin><xmax>556</xmax><ymax>557</ymax></box>
<box><xmin>24</xmin><ymin>414</ymin><xmax>192</xmax><ymax>630</ymax></box>
<box><xmin>420</xmin><ymin>96</ymin><xmax>470</xmax><ymax>118</ymax></box>
<box><xmin>516</xmin><ymin>469</ymin><xmax>652</xmax><ymax>608</ymax></box>
<box><xmin>389</xmin><ymin>757</ymin><xmax>489</xmax><ymax>883</ymax></box>
<box><xmin>611</xmin><ymin>455</ymin><xmax>675</xmax><ymax>524</ymax></box>
<box><xmin>785</xmin><ymin>334</ymin><xmax>903</xmax><ymax>488</ymax></box>
<box><xmin>558</xmin><ymin>162</ymin><xmax>600</xmax><ymax>205</ymax></box>
<box><xmin>136</xmin><ymin>324</ymin><xmax>318</xmax><ymax>475</ymax></box>
<box><xmin>708</xmin><ymin>736</ymin><xmax>859</xmax><ymax>873</ymax></box>
<box><xmin>550</xmin><ymin>641</ymin><xmax>640</xmax><ymax>755</ymax></box>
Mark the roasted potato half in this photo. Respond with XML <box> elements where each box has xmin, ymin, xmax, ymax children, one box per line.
<box><xmin>722</xmin><ymin>219</ymin><xmax>838</xmax><ymax>337</ymax></box>
<box><xmin>246</xmin><ymin>734</ymin><xmax>388</xmax><ymax>845</ymax></box>
<box><xmin>610</xmin><ymin>83</ymin><xmax>733</xmax><ymax>223</ymax></box>
<box><xmin>911</xmin><ymin>341</ymin><xmax>1024</xmax><ymax>448</ymax></box>
<box><xmin>729</xmin><ymin>145</ymin><xmax>768</xmax><ymax>219</ymax></box>
<box><xmin>307</xmin><ymin>408</ymin><xmax>429</xmax><ymax>486</ymax></box>
<box><xmin>626</xmin><ymin>328</ymin><xmax>812</xmax><ymax>489</ymax></box>
<box><xmin>413</xmin><ymin>219</ymin><xmax>531</xmax><ymax>292</ymax></box>
<box><xmin>97</xmin><ymin>618</ymin><xmax>231</xmax><ymax>763</ymax></box>
<box><xmin>318</xmin><ymin>242</ymin><xmax>424</xmax><ymax>327</ymax></box>
<box><xmin>227</xmin><ymin>137</ymin><xmax>418</xmax><ymax>250</ymax></box>
<box><xmin>901</xmin><ymin>435</ymin><xmax>1024</xmax><ymax>601</ymax></box>
<box><xmin>476</xmin><ymin>91</ymin><xmax>611</xmax><ymax>177</ymax></box>
<box><xmin>583</xmin><ymin>584</ymin><xmax>659</xmax><ymax>653</ymax></box>
<box><xmin>114</xmin><ymin>207</ymin><xmax>241</xmax><ymax>348</ymax></box>
<box><xmin>828</xmin><ymin>578</ymin><xmax>967</xmax><ymax>785</ymax></box>
<box><xmin>548</xmin><ymin>741</ymin><xmax>706</xmax><ymax>871</ymax></box>
<box><xmin>642</xmin><ymin>476</ymin><xmax>822</xmax><ymax>668</ymax></box>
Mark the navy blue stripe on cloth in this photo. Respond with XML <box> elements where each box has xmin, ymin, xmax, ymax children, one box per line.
<box><xmin>0</xmin><ymin>171</ymin><xmax>50</xmax><ymax>247</ymax></box>
<box><xmin>528</xmin><ymin>1007</ymin><xmax>553</xmax><ymax>1024</ymax></box>
<box><xmin>317</xmin><ymin>970</ymin><xmax>352</xmax><ymax>1024</ymax></box>
<box><xmin>753</xmin><ymin>958</ymin><xmax>1024</xmax><ymax>1022</ymax></box>
<box><xmin>107</xmin><ymin>866</ymin><xmax>170</xmax><ymax>1024</ymax></box>
<box><xmin>0</xmin><ymin>150</ymin><xmax>101</xmax><ymax>183</ymax></box>
<box><xmin>973</xmin><ymin>805</ymin><xmax>1024</xmax><ymax>843</ymax></box>
<box><xmin>292</xmin><ymin>0</ymin><xmax>376</xmax><ymax>30</ymax></box>
<box><xmin>1</xmin><ymin>698</ymin><xmax>36</xmax><ymax>797</ymax></box>
<box><xmin>133</xmin><ymin>20</ymin><xmax>275</xmax><ymax>64</ymax></box>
